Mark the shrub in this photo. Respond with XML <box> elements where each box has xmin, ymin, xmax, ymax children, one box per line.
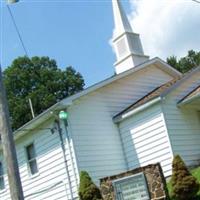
<box><xmin>79</xmin><ymin>171</ymin><xmax>102</xmax><ymax>200</ymax></box>
<box><xmin>171</xmin><ymin>155</ymin><xmax>199</xmax><ymax>200</ymax></box>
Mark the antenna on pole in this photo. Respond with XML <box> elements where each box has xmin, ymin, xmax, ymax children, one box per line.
<box><xmin>28</xmin><ymin>98</ymin><xmax>35</xmax><ymax>119</ymax></box>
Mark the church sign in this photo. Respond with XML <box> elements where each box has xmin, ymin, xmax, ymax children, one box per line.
<box><xmin>100</xmin><ymin>163</ymin><xmax>169</xmax><ymax>200</ymax></box>
<box><xmin>113</xmin><ymin>173</ymin><xmax>150</xmax><ymax>200</ymax></box>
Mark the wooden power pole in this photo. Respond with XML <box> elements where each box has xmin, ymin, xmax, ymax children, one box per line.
<box><xmin>0</xmin><ymin>67</ymin><xmax>24</xmax><ymax>199</ymax></box>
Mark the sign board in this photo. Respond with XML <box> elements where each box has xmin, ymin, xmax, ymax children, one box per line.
<box><xmin>113</xmin><ymin>172</ymin><xmax>150</xmax><ymax>200</ymax></box>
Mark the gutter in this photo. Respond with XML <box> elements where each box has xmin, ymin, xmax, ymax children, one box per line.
<box><xmin>114</xmin><ymin>97</ymin><xmax>161</xmax><ymax>123</ymax></box>
<box><xmin>13</xmin><ymin>101</ymin><xmax>72</xmax><ymax>140</ymax></box>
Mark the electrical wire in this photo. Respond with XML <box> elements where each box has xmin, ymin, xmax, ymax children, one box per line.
<box><xmin>24</xmin><ymin>180</ymin><xmax>63</xmax><ymax>198</ymax></box>
<box><xmin>16</xmin><ymin>128</ymin><xmax>53</xmax><ymax>132</ymax></box>
<box><xmin>192</xmin><ymin>0</ymin><xmax>200</xmax><ymax>3</ymax></box>
<box><xmin>6</xmin><ymin>4</ymin><xmax>29</xmax><ymax>57</ymax></box>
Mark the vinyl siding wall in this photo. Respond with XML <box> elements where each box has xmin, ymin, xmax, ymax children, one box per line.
<box><xmin>0</xmin><ymin>64</ymin><xmax>176</xmax><ymax>199</ymax></box>
<box><xmin>0</xmin><ymin>119</ymin><xmax>78</xmax><ymax>200</ymax></box>
<box><xmin>118</xmin><ymin>103</ymin><xmax>173</xmax><ymax>177</ymax></box>
<box><xmin>162</xmin><ymin>70</ymin><xmax>200</xmax><ymax>166</ymax></box>
<box><xmin>68</xmin><ymin>65</ymin><xmax>174</xmax><ymax>184</ymax></box>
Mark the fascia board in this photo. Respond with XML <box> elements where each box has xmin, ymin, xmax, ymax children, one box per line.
<box><xmin>113</xmin><ymin>97</ymin><xmax>161</xmax><ymax>123</ymax></box>
<box><xmin>161</xmin><ymin>66</ymin><xmax>200</xmax><ymax>98</ymax></box>
<box><xmin>177</xmin><ymin>93</ymin><xmax>200</xmax><ymax>107</ymax></box>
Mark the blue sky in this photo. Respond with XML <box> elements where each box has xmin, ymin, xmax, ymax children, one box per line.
<box><xmin>1</xmin><ymin>0</ymin><xmax>132</xmax><ymax>86</ymax></box>
<box><xmin>1</xmin><ymin>0</ymin><xmax>200</xmax><ymax>87</ymax></box>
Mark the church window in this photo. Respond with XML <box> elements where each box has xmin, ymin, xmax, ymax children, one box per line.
<box><xmin>0</xmin><ymin>162</ymin><xmax>5</xmax><ymax>190</ymax></box>
<box><xmin>26</xmin><ymin>143</ymin><xmax>38</xmax><ymax>175</ymax></box>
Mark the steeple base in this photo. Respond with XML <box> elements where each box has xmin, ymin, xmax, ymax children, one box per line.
<box><xmin>114</xmin><ymin>53</ymin><xmax>149</xmax><ymax>74</ymax></box>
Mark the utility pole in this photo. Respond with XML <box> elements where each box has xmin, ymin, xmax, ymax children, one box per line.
<box><xmin>0</xmin><ymin>0</ymin><xmax>25</xmax><ymax>199</ymax></box>
<box><xmin>0</xmin><ymin>2</ymin><xmax>24</xmax><ymax>199</ymax></box>
<box><xmin>0</xmin><ymin>67</ymin><xmax>24</xmax><ymax>199</ymax></box>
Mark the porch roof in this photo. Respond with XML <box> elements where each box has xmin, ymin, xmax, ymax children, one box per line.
<box><xmin>114</xmin><ymin>66</ymin><xmax>200</xmax><ymax>123</ymax></box>
<box><xmin>113</xmin><ymin>78</ymin><xmax>180</xmax><ymax>122</ymax></box>
<box><xmin>178</xmin><ymin>85</ymin><xmax>200</xmax><ymax>107</ymax></box>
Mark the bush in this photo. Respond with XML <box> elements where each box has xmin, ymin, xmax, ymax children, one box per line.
<box><xmin>79</xmin><ymin>171</ymin><xmax>102</xmax><ymax>200</ymax></box>
<box><xmin>171</xmin><ymin>155</ymin><xmax>199</xmax><ymax>200</ymax></box>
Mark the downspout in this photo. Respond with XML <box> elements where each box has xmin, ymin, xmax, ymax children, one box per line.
<box><xmin>55</xmin><ymin>119</ymin><xmax>73</xmax><ymax>200</ymax></box>
<box><xmin>116</xmin><ymin>123</ymin><xmax>129</xmax><ymax>171</ymax></box>
<box><xmin>62</xmin><ymin>117</ymin><xmax>79</xmax><ymax>192</ymax></box>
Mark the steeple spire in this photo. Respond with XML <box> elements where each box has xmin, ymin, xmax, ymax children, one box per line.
<box><xmin>112</xmin><ymin>0</ymin><xmax>132</xmax><ymax>37</ymax></box>
<box><xmin>112</xmin><ymin>0</ymin><xmax>149</xmax><ymax>74</ymax></box>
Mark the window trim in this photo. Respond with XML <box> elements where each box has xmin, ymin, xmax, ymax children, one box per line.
<box><xmin>25</xmin><ymin>142</ymin><xmax>39</xmax><ymax>177</ymax></box>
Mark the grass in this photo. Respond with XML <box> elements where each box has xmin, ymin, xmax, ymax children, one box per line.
<box><xmin>167</xmin><ymin>167</ymin><xmax>200</xmax><ymax>199</ymax></box>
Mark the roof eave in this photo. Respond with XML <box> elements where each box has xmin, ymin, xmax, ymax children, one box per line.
<box><xmin>13</xmin><ymin>101</ymin><xmax>72</xmax><ymax>140</ymax></box>
<box><xmin>177</xmin><ymin>93</ymin><xmax>200</xmax><ymax>107</ymax></box>
<box><xmin>161</xmin><ymin>66</ymin><xmax>200</xmax><ymax>98</ymax></box>
<box><xmin>153</xmin><ymin>57</ymin><xmax>182</xmax><ymax>77</ymax></box>
<box><xmin>12</xmin><ymin>57</ymin><xmax>180</xmax><ymax>141</ymax></box>
<box><xmin>113</xmin><ymin>97</ymin><xmax>162</xmax><ymax>123</ymax></box>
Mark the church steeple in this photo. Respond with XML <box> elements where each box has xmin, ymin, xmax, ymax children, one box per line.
<box><xmin>112</xmin><ymin>0</ymin><xmax>149</xmax><ymax>74</ymax></box>
<box><xmin>112</xmin><ymin>0</ymin><xmax>132</xmax><ymax>37</ymax></box>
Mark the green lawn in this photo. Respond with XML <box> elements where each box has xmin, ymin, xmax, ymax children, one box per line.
<box><xmin>167</xmin><ymin>167</ymin><xmax>200</xmax><ymax>199</ymax></box>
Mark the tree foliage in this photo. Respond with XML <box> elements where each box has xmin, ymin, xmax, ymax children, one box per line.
<box><xmin>167</xmin><ymin>50</ymin><xmax>200</xmax><ymax>73</ymax></box>
<box><xmin>171</xmin><ymin>155</ymin><xmax>199</xmax><ymax>200</ymax></box>
<box><xmin>3</xmin><ymin>56</ymin><xmax>85</xmax><ymax>130</ymax></box>
<box><xmin>79</xmin><ymin>171</ymin><xmax>102</xmax><ymax>200</ymax></box>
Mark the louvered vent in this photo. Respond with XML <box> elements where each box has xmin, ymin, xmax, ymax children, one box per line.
<box><xmin>116</xmin><ymin>38</ymin><xmax>127</xmax><ymax>58</ymax></box>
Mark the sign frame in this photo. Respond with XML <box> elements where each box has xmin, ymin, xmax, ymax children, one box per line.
<box><xmin>112</xmin><ymin>172</ymin><xmax>150</xmax><ymax>200</ymax></box>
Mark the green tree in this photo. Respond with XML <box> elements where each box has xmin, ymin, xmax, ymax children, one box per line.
<box><xmin>3</xmin><ymin>56</ymin><xmax>85</xmax><ymax>130</ymax></box>
<box><xmin>171</xmin><ymin>155</ymin><xmax>199</xmax><ymax>200</ymax></box>
<box><xmin>167</xmin><ymin>50</ymin><xmax>200</xmax><ymax>73</ymax></box>
<box><xmin>79</xmin><ymin>171</ymin><xmax>102</xmax><ymax>200</ymax></box>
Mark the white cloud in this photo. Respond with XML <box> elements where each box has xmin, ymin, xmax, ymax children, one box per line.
<box><xmin>127</xmin><ymin>0</ymin><xmax>200</xmax><ymax>60</ymax></box>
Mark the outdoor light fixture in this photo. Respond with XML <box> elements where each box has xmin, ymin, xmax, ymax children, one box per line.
<box><xmin>59</xmin><ymin>110</ymin><xmax>68</xmax><ymax>120</ymax></box>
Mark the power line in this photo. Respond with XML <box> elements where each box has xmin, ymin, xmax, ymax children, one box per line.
<box><xmin>192</xmin><ymin>0</ymin><xmax>200</xmax><ymax>3</ymax></box>
<box><xmin>6</xmin><ymin>4</ymin><xmax>29</xmax><ymax>57</ymax></box>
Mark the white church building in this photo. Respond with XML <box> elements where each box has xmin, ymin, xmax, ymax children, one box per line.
<box><xmin>1</xmin><ymin>0</ymin><xmax>200</xmax><ymax>199</ymax></box>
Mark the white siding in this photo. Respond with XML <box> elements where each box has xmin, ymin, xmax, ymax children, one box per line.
<box><xmin>68</xmin><ymin>64</ymin><xmax>174</xmax><ymax>184</ymax></box>
<box><xmin>0</xmin><ymin>119</ymin><xmax>78</xmax><ymax>200</ymax></box>
<box><xmin>0</xmin><ymin>64</ymin><xmax>176</xmax><ymax>199</ymax></box>
<box><xmin>162</xmin><ymin>70</ymin><xmax>200</xmax><ymax>166</ymax></box>
<box><xmin>118</xmin><ymin>103</ymin><xmax>173</xmax><ymax>177</ymax></box>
